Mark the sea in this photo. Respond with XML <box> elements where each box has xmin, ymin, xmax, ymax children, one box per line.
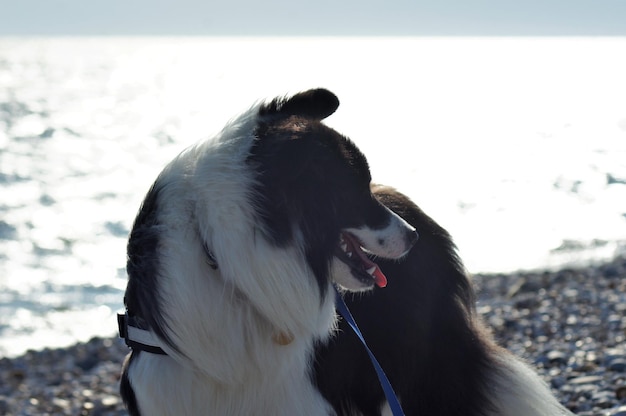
<box><xmin>1</xmin><ymin>36</ymin><xmax>625</xmax><ymax>357</ymax></box>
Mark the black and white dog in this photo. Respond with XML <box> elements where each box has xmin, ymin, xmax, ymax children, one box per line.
<box><xmin>315</xmin><ymin>185</ymin><xmax>574</xmax><ymax>416</ymax></box>
<box><xmin>119</xmin><ymin>89</ymin><xmax>418</xmax><ymax>415</ymax></box>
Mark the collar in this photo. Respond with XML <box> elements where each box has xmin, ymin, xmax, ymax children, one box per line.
<box><xmin>118</xmin><ymin>312</ymin><xmax>167</xmax><ymax>355</ymax></box>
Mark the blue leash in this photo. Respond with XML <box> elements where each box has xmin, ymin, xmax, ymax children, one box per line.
<box><xmin>333</xmin><ymin>286</ymin><xmax>405</xmax><ymax>416</ymax></box>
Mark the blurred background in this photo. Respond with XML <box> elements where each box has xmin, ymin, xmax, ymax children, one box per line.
<box><xmin>0</xmin><ymin>0</ymin><xmax>625</xmax><ymax>356</ymax></box>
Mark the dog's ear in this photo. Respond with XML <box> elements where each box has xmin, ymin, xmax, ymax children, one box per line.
<box><xmin>259</xmin><ymin>89</ymin><xmax>339</xmax><ymax>121</ymax></box>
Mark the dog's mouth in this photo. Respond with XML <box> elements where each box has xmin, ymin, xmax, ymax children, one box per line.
<box><xmin>335</xmin><ymin>232</ymin><xmax>387</xmax><ymax>288</ymax></box>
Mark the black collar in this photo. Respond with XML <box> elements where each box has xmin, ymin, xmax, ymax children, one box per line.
<box><xmin>118</xmin><ymin>312</ymin><xmax>167</xmax><ymax>355</ymax></box>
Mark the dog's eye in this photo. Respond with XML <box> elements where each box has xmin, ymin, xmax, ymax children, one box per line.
<box><xmin>203</xmin><ymin>241</ymin><xmax>218</xmax><ymax>270</ymax></box>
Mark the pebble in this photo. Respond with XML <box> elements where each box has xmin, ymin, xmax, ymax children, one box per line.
<box><xmin>610</xmin><ymin>360</ymin><xmax>626</xmax><ymax>372</ymax></box>
<box><xmin>0</xmin><ymin>337</ymin><xmax>129</xmax><ymax>415</ymax></box>
<box><xmin>475</xmin><ymin>256</ymin><xmax>626</xmax><ymax>416</ymax></box>
<box><xmin>608</xmin><ymin>405</ymin><xmax>626</xmax><ymax>416</ymax></box>
<box><xmin>570</xmin><ymin>375</ymin><xmax>605</xmax><ymax>385</ymax></box>
<box><xmin>0</xmin><ymin>255</ymin><xmax>625</xmax><ymax>415</ymax></box>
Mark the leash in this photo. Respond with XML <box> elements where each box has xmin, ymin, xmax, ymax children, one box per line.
<box><xmin>333</xmin><ymin>286</ymin><xmax>405</xmax><ymax>416</ymax></box>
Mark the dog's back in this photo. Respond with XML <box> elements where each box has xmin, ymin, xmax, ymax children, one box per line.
<box><xmin>314</xmin><ymin>185</ymin><xmax>573</xmax><ymax>416</ymax></box>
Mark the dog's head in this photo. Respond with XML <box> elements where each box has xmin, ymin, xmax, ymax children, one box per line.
<box><xmin>123</xmin><ymin>89</ymin><xmax>418</xmax><ymax>373</ymax></box>
<box><xmin>249</xmin><ymin>89</ymin><xmax>418</xmax><ymax>293</ymax></box>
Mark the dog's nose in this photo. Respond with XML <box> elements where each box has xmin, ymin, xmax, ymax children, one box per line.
<box><xmin>407</xmin><ymin>229</ymin><xmax>419</xmax><ymax>248</ymax></box>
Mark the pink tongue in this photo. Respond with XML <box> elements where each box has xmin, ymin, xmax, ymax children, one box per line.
<box><xmin>361</xmin><ymin>256</ymin><xmax>387</xmax><ymax>288</ymax></box>
<box><xmin>371</xmin><ymin>265</ymin><xmax>388</xmax><ymax>288</ymax></box>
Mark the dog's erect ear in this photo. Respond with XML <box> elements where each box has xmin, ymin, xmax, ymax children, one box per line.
<box><xmin>259</xmin><ymin>89</ymin><xmax>340</xmax><ymax>121</ymax></box>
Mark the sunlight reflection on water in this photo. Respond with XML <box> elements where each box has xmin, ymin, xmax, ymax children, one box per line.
<box><xmin>0</xmin><ymin>37</ymin><xmax>625</xmax><ymax>356</ymax></box>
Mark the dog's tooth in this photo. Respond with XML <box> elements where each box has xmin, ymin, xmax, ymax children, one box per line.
<box><xmin>341</xmin><ymin>243</ymin><xmax>348</xmax><ymax>252</ymax></box>
<box><xmin>366</xmin><ymin>266</ymin><xmax>376</xmax><ymax>276</ymax></box>
<box><xmin>347</xmin><ymin>252</ymin><xmax>353</xmax><ymax>258</ymax></box>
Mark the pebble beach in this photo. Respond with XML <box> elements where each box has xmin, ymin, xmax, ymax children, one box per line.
<box><xmin>1</xmin><ymin>256</ymin><xmax>626</xmax><ymax>416</ymax></box>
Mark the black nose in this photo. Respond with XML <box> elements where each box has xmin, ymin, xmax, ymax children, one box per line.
<box><xmin>407</xmin><ymin>229</ymin><xmax>419</xmax><ymax>248</ymax></box>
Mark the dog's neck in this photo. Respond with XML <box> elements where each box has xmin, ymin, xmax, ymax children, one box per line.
<box><xmin>120</xmin><ymin>311</ymin><xmax>297</xmax><ymax>353</ymax></box>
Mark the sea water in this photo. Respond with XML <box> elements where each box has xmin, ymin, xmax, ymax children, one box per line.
<box><xmin>1</xmin><ymin>37</ymin><xmax>625</xmax><ymax>356</ymax></box>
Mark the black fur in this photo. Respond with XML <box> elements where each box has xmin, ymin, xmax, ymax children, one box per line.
<box><xmin>314</xmin><ymin>185</ymin><xmax>498</xmax><ymax>416</ymax></box>
<box><xmin>120</xmin><ymin>182</ymin><xmax>174</xmax><ymax>415</ymax></box>
<box><xmin>249</xmin><ymin>90</ymin><xmax>392</xmax><ymax>298</ymax></box>
<box><xmin>120</xmin><ymin>352</ymin><xmax>140</xmax><ymax>416</ymax></box>
<box><xmin>124</xmin><ymin>182</ymin><xmax>171</xmax><ymax>347</ymax></box>
<box><xmin>259</xmin><ymin>88</ymin><xmax>340</xmax><ymax>121</ymax></box>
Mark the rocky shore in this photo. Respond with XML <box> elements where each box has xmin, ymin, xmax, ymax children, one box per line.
<box><xmin>474</xmin><ymin>255</ymin><xmax>626</xmax><ymax>415</ymax></box>
<box><xmin>1</xmin><ymin>256</ymin><xmax>625</xmax><ymax>415</ymax></box>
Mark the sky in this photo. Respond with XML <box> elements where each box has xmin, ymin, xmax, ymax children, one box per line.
<box><xmin>1</xmin><ymin>0</ymin><xmax>626</xmax><ymax>36</ymax></box>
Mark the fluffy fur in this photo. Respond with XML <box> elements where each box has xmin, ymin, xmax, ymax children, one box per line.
<box><xmin>314</xmin><ymin>185</ymin><xmax>574</xmax><ymax>416</ymax></box>
<box><xmin>119</xmin><ymin>89</ymin><xmax>417</xmax><ymax>415</ymax></box>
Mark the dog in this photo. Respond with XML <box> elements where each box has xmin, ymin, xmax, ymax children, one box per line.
<box><xmin>314</xmin><ymin>185</ymin><xmax>574</xmax><ymax>415</ymax></box>
<box><xmin>118</xmin><ymin>89</ymin><xmax>418</xmax><ymax>415</ymax></box>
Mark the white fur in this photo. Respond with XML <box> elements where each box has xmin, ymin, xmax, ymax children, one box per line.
<box><xmin>127</xmin><ymin>105</ymin><xmax>337</xmax><ymax>415</ymax></box>
<box><xmin>346</xmin><ymin>206</ymin><xmax>416</xmax><ymax>259</ymax></box>
<box><xmin>487</xmin><ymin>351</ymin><xmax>573</xmax><ymax>416</ymax></box>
